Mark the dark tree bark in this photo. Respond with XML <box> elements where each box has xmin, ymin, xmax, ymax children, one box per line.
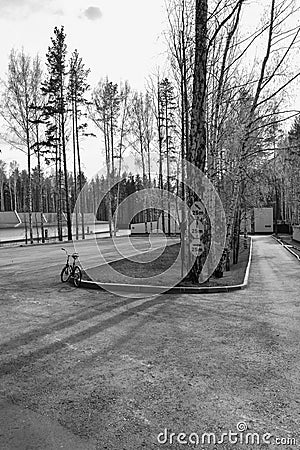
<box><xmin>188</xmin><ymin>0</ymin><xmax>207</xmax><ymax>173</ymax></box>
<box><xmin>186</xmin><ymin>0</ymin><xmax>208</xmax><ymax>283</ymax></box>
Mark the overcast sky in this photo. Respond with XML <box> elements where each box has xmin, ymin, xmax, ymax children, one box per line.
<box><xmin>0</xmin><ymin>0</ymin><xmax>167</xmax><ymax>177</ymax></box>
<box><xmin>0</xmin><ymin>0</ymin><xmax>166</xmax><ymax>86</ymax></box>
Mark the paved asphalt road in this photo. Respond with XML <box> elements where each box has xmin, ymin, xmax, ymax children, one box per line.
<box><xmin>0</xmin><ymin>235</ymin><xmax>177</xmax><ymax>276</ymax></box>
<box><xmin>0</xmin><ymin>235</ymin><xmax>299</xmax><ymax>449</ymax></box>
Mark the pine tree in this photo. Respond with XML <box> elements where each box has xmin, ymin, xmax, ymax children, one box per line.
<box><xmin>42</xmin><ymin>26</ymin><xmax>72</xmax><ymax>241</ymax></box>
<box><xmin>68</xmin><ymin>49</ymin><xmax>90</xmax><ymax>239</ymax></box>
<box><xmin>158</xmin><ymin>78</ymin><xmax>177</xmax><ymax>235</ymax></box>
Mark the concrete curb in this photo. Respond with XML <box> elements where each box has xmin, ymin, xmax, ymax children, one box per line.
<box><xmin>271</xmin><ymin>235</ymin><xmax>300</xmax><ymax>261</ymax></box>
<box><xmin>79</xmin><ymin>237</ymin><xmax>253</xmax><ymax>295</ymax></box>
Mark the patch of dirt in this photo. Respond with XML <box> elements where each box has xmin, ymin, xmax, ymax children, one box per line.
<box><xmin>83</xmin><ymin>239</ymin><xmax>251</xmax><ymax>287</ymax></box>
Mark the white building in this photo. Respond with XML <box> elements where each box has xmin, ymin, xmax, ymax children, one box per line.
<box><xmin>253</xmin><ymin>208</ymin><xmax>273</xmax><ymax>234</ymax></box>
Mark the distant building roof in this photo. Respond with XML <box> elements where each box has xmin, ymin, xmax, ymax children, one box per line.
<box><xmin>43</xmin><ymin>212</ymin><xmax>67</xmax><ymax>225</ymax></box>
<box><xmin>0</xmin><ymin>211</ymin><xmax>98</xmax><ymax>228</ymax></box>
<box><xmin>0</xmin><ymin>211</ymin><xmax>21</xmax><ymax>228</ymax></box>
<box><xmin>72</xmin><ymin>213</ymin><xmax>97</xmax><ymax>224</ymax></box>
<box><xmin>18</xmin><ymin>212</ymin><xmax>48</xmax><ymax>225</ymax></box>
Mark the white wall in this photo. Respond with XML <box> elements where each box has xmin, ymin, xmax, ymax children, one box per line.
<box><xmin>254</xmin><ymin>208</ymin><xmax>273</xmax><ymax>233</ymax></box>
<box><xmin>292</xmin><ymin>225</ymin><xmax>300</xmax><ymax>242</ymax></box>
<box><xmin>131</xmin><ymin>221</ymin><xmax>159</xmax><ymax>234</ymax></box>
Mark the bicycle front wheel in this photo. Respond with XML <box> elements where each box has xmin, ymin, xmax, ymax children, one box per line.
<box><xmin>61</xmin><ymin>265</ymin><xmax>72</xmax><ymax>282</ymax></box>
<box><xmin>73</xmin><ymin>266</ymin><xmax>82</xmax><ymax>288</ymax></box>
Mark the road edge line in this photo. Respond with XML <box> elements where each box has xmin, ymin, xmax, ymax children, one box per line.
<box><xmin>272</xmin><ymin>235</ymin><xmax>300</xmax><ymax>261</ymax></box>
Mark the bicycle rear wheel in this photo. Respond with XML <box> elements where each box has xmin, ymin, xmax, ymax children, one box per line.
<box><xmin>73</xmin><ymin>266</ymin><xmax>82</xmax><ymax>287</ymax></box>
<box><xmin>61</xmin><ymin>265</ymin><xmax>72</xmax><ymax>282</ymax></box>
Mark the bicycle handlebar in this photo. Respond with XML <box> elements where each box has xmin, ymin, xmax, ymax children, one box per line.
<box><xmin>61</xmin><ymin>248</ymin><xmax>79</xmax><ymax>259</ymax></box>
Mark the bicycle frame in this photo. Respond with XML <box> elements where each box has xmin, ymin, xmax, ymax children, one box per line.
<box><xmin>62</xmin><ymin>248</ymin><xmax>77</xmax><ymax>268</ymax></box>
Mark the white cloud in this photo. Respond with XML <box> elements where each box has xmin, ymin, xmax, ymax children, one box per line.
<box><xmin>83</xmin><ymin>6</ymin><xmax>102</xmax><ymax>21</ymax></box>
<box><xmin>0</xmin><ymin>0</ymin><xmax>51</xmax><ymax>18</ymax></box>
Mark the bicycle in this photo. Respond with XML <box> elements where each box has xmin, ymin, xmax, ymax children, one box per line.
<box><xmin>60</xmin><ymin>248</ymin><xmax>82</xmax><ymax>287</ymax></box>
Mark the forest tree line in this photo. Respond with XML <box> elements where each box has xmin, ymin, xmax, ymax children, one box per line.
<box><xmin>0</xmin><ymin>164</ymin><xmax>164</xmax><ymax>226</ymax></box>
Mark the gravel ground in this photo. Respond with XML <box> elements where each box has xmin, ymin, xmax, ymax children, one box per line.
<box><xmin>0</xmin><ymin>236</ymin><xmax>299</xmax><ymax>449</ymax></box>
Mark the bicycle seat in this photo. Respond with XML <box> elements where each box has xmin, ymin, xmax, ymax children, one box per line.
<box><xmin>72</xmin><ymin>253</ymin><xmax>79</xmax><ymax>259</ymax></box>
